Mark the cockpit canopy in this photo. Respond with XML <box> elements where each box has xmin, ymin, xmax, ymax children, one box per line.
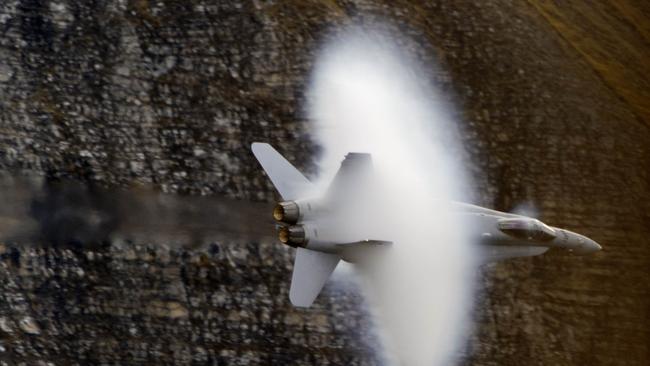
<box><xmin>497</xmin><ymin>218</ymin><xmax>557</xmax><ymax>242</ymax></box>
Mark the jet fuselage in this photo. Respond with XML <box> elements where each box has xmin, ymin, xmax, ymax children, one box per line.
<box><xmin>452</xmin><ymin>202</ymin><xmax>601</xmax><ymax>261</ymax></box>
<box><xmin>252</xmin><ymin>142</ymin><xmax>602</xmax><ymax>306</ymax></box>
<box><xmin>274</xmin><ymin>198</ymin><xmax>601</xmax><ymax>263</ymax></box>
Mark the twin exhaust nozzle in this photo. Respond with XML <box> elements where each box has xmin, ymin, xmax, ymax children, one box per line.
<box><xmin>277</xmin><ymin>225</ymin><xmax>307</xmax><ymax>247</ymax></box>
<box><xmin>274</xmin><ymin>201</ymin><xmax>306</xmax><ymax>247</ymax></box>
<box><xmin>273</xmin><ymin>201</ymin><xmax>300</xmax><ymax>224</ymax></box>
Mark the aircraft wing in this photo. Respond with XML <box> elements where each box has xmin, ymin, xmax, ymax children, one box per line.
<box><xmin>289</xmin><ymin>247</ymin><xmax>340</xmax><ymax>307</ymax></box>
<box><xmin>251</xmin><ymin>143</ymin><xmax>312</xmax><ymax>200</ymax></box>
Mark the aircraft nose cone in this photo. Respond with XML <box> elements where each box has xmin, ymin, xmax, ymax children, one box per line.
<box><xmin>592</xmin><ymin>240</ymin><xmax>602</xmax><ymax>252</ymax></box>
<box><xmin>574</xmin><ymin>236</ymin><xmax>602</xmax><ymax>255</ymax></box>
<box><xmin>582</xmin><ymin>239</ymin><xmax>602</xmax><ymax>254</ymax></box>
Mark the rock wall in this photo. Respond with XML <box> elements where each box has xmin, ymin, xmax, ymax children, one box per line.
<box><xmin>0</xmin><ymin>242</ymin><xmax>378</xmax><ymax>365</ymax></box>
<box><xmin>0</xmin><ymin>0</ymin><xmax>322</xmax><ymax>198</ymax></box>
<box><xmin>0</xmin><ymin>1</ymin><xmax>648</xmax><ymax>365</ymax></box>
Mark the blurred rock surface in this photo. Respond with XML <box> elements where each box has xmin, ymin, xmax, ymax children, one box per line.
<box><xmin>0</xmin><ymin>0</ymin><xmax>648</xmax><ymax>365</ymax></box>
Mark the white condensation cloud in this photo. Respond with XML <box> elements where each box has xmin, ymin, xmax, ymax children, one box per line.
<box><xmin>309</xmin><ymin>27</ymin><xmax>476</xmax><ymax>366</ymax></box>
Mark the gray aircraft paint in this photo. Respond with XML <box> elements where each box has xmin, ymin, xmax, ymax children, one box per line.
<box><xmin>251</xmin><ymin>142</ymin><xmax>602</xmax><ymax>308</ymax></box>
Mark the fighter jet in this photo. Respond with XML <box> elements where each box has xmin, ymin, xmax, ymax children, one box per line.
<box><xmin>251</xmin><ymin>142</ymin><xmax>601</xmax><ymax>307</ymax></box>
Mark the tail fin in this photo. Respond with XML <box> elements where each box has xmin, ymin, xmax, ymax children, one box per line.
<box><xmin>251</xmin><ymin>143</ymin><xmax>312</xmax><ymax>200</ymax></box>
<box><xmin>290</xmin><ymin>248</ymin><xmax>340</xmax><ymax>307</ymax></box>
<box><xmin>251</xmin><ymin>142</ymin><xmax>339</xmax><ymax>307</ymax></box>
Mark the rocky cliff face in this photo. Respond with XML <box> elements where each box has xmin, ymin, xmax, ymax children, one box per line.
<box><xmin>0</xmin><ymin>242</ymin><xmax>379</xmax><ymax>365</ymax></box>
<box><xmin>0</xmin><ymin>1</ymin><xmax>648</xmax><ymax>365</ymax></box>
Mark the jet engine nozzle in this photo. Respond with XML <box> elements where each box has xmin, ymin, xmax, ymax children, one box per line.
<box><xmin>278</xmin><ymin>225</ymin><xmax>307</xmax><ymax>248</ymax></box>
<box><xmin>273</xmin><ymin>201</ymin><xmax>300</xmax><ymax>224</ymax></box>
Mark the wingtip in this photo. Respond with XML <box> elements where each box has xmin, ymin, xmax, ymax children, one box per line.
<box><xmin>251</xmin><ymin>142</ymin><xmax>264</xmax><ymax>156</ymax></box>
<box><xmin>289</xmin><ymin>292</ymin><xmax>314</xmax><ymax>308</ymax></box>
<box><xmin>251</xmin><ymin>141</ymin><xmax>273</xmax><ymax>153</ymax></box>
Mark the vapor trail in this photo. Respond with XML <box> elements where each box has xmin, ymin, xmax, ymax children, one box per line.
<box><xmin>309</xmin><ymin>28</ymin><xmax>475</xmax><ymax>365</ymax></box>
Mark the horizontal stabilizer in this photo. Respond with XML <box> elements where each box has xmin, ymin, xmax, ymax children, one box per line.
<box><xmin>251</xmin><ymin>142</ymin><xmax>312</xmax><ymax>200</ymax></box>
<box><xmin>290</xmin><ymin>248</ymin><xmax>340</xmax><ymax>307</ymax></box>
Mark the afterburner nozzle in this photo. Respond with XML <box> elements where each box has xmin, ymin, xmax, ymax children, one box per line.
<box><xmin>278</xmin><ymin>225</ymin><xmax>307</xmax><ymax>248</ymax></box>
<box><xmin>273</xmin><ymin>201</ymin><xmax>300</xmax><ymax>224</ymax></box>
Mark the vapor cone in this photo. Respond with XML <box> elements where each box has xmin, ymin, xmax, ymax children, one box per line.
<box><xmin>309</xmin><ymin>28</ymin><xmax>475</xmax><ymax>366</ymax></box>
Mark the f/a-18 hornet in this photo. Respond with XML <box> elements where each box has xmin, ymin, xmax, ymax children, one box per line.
<box><xmin>251</xmin><ymin>143</ymin><xmax>601</xmax><ymax>307</ymax></box>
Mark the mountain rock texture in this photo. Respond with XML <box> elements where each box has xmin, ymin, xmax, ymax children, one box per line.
<box><xmin>1</xmin><ymin>1</ymin><xmax>648</xmax><ymax>365</ymax></box>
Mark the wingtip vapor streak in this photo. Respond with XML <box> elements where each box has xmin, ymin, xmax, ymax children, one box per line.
<box><xmin>251</xmin><ymin>142</ymin><xmax>601</xmax><ymax>307</ymax></box>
